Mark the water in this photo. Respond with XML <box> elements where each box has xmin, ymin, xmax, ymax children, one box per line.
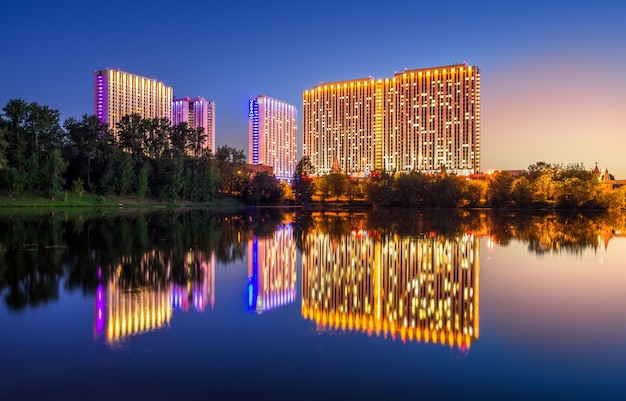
<box><xmin>1</xmin><ymin>209</ymin><xmax>625</xmax><ymax>400</ymax></box>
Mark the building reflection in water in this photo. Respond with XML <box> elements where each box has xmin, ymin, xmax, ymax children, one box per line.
<box><xmin>172</xmin><ymin>251</ymin><xmax>215</xmax><ymax>312</ymax></box>
<box><xmin>94</xmin><ymin>249</ymin><xmax>215</xmax><ymax>344</ymax></box>
<box><xmin>302</xmin><ymin>229</ymin><xmax>479</xmax><ymax>350</ymax></box>
<box><xmin>247</xmin><ymin>224</ymin><xmax>297</xmax><ymax>313</ymax></box>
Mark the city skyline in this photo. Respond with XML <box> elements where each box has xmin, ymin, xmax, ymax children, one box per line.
<box><xmin>1</xmin><ymin>0</ymin><xmax>625</xmax><ymax>177</ymax></box>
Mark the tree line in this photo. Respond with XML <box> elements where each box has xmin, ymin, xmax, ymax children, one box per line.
<box><xmin>292</xmin><ymin>160</ymin><xmax>625</xmax><ymax>210</ymax></box>
<box><xmin>2</xmin><ymin>98</ymin><xmax>624</xmax><ymax>210</ymax></box>
<box><xmin>0</xmin><ymin>98</ymin><xmax>285</xmax><ymax>204</ymax></box>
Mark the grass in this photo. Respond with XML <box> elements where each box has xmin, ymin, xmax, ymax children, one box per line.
<box><xmin>0</xmin><ymin>191</ymin><xmax>248</xmax><ymax>213</ymax></box>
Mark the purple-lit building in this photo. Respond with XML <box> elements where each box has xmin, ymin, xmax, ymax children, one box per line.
<box><xmin>248</xmin><ymin>95</ymin><xmax>297</xmax><ymax>181</ymax></box>
<box><xmin>172</xmin><ymin>96</ymin><xmax>216</xmax><ymax>154</ymax></box>
<box><xmin>94</xmin><ymin>69</ymin><xmax>173</xmax><ymax>134</ymax></box>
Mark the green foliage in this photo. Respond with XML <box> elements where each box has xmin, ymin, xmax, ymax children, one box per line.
<box><xmin>42</xmin><ymin>149</ymin><xmax>67</xmax><ymax>198</ymax></box>
<box><xmin>0</xmin><ymin>99</ymin><xmax>65</xmax><ymax>193</ymax></box>
<box><xmin>246</xmin><ymin>172</ymin><xmax>284</xmax><ymax>205</ymax></box>
<box><xmin>460</xmin><ymin>180</ymin><xmax>485</xmax><ymax>207</ymax></box>
<box><xmin>71</xmin><ymin>178</ymin><xmax>84</xmax><ymax>196</ymax></box>
<box><xmin>136</xmin><ymin>163</ymin><xmax>150</xmax><ymax>197</ymax></box>
<box><xmin>392</xmin><ymin>171</ymin><xmax>428</xmax><ymax>206</ymax></box>
<box><xmin>366</xmin><ymin>172</ymin><xmax>394</xmax><ymax>207</ymax></box>
<box><xmin>292</xmin><ymin>157</ymin><xmax>316</xmax><ymax>204</ymax></box>
<box><xmin>511</xmin><ymin>176</ymin><xmax>533</xmax><ymax>208</ymax></box>
<box><xmin>487</xmin><ymin>171</ymin><xmax>515</xmax><ymax>207</ymax></box>
<box><xmin>325</xmin><ymin>173</ymin><xmax>349</xmax><ymax>201</ymax></box>
<box><xmin>115</xmin><ymin>152</ymin><xmax>134</xmax><ymax>195</ymax></box>
<box><xmin>63</xmin><ymin>115</ymin><xmax>102</xmax><ymax>188</ymax></box>
<box><xmin>0</xmin><ymin>126</ymin><xmax>7</xmax><ymax>170</ymax></box>
<box><xmin>215</xmin><ymin>145</ymin><xmax>249</xmax><ymax>195</ymax></box>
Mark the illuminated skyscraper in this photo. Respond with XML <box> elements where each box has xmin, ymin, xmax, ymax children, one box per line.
<box><xmin>303</xmin><ymin>63</ymin><xmax>480</xmax><ymax>175</ymax></box>
<box><xmin>248</xmin><ymin>95</ymin><xmax>298</xmax><ymax>181</ymax></box>
<box><xmin>172</xmin><ymin>96</ymin><xmax>216</xmax><ymax>154</ymax></box>
<box><xmin>94</xmin><ymin>68</ymin><xmax>173</xmax><ymax>133</ymax></box>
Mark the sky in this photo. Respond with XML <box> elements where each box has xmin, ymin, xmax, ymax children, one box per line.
<box><xmin>1</xmin><ymin>0</ymin><xmax>625</xmax><ymax>177</ymax></box>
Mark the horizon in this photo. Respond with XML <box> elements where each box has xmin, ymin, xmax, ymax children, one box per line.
<box><xmin>1</xmin><ymin>0</ymin><xmax>625</xmax><ymax>177</ymax></box>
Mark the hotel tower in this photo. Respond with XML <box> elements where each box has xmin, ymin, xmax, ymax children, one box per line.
<box><xmin>303</xmin><ymin>63</ymin><xmax>480</xmax><ymax>175</ymax></box>
<box><xmin>248</xmin><ymin>95</ymin><xmax>298</xmax><ymax>181</ymax></box>
<box><xmin>172</xmin><ymin>97</ymin><xmax>216</xmax><ymax>154</ymax></box>
<box><xmin>94</xmin><ymin>69</ymin><xmax>173</xmax><ymax>133</ymax></box>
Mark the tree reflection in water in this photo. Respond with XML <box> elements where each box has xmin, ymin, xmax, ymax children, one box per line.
<box><xmin>0</xmin><ymin>209</ymin><xmax>623</xmax><ymax>319</ymax></box>
<box><xmin>0</xmin><ymin>209</ymin><xmax>286</xmax><ymax>312</ymax></box>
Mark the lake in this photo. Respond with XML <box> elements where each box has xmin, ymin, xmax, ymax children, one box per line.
<box><xmin>1</xmin><ymin>209</ymin><xmax>625</xmax><ymax>400</ymax></box>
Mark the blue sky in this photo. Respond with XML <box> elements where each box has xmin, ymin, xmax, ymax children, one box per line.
<box><xmin>2</xmin><ymin>0</ymin><xmax>625</xmax><ymax>176</ymax></box>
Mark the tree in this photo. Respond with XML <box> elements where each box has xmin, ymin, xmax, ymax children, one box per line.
<box><xmin>144</xmin><ymin>117</ymin><xmax>171</xmax><ymax>159</ymax></box>
<box><xmin>292</xmin><ymin>156</ymin><xmax>315</xmax><ymax>204</ymax></box>
<box><xmin>325</xmin><ymin>173</ymin><xmax>348</xmax><ymax>201</ymax></box>
<box><xmin>246</xmin><ymin>172</ymin><xmax>284</xmax><ymax>205</ymax></box>
<box><xmin>431</xmin><ymin>176</ymin><xmax>463</xmax><ymax>208</ymax></box>
<box><xmin>64</xmin><ymin>115</ymin><xmax>103</xmax><ymax>189</ymax></box>
<box><xmin>511</xmin><ymin>176</ymin><xmax>534</xmax><ymax>208</ymax></box>
<box><xmin>1</xmin><ymin>99</ymin><xmax>31</xmax><ymax>187</ymax></box>
<box><xmin>198</xmin><ymin>150</ymin><xmax>221</xmax><ymax>201</ymax></box>
<box><xmin>117</xmin><ymin>114</ymin><xmax>145</xmax><ymax>156</ymax></box>
<box><xmin>527</xmin><ymin>162</ymin><xmax>558</xmax><ymax>202</ymax></box>
<box><xmin>0</xmin><ymin>99</ymin><xmax>65</xmax><ymax>192</ymax></box>
<box><xmin>487</xmin><ymin>171</ymin><xmax>515</xmax><ymax>207</ymax></box>
<box><xmin>41</xmin><ymin>149</ymin><xmax>67</xmax><ymax>198</ymax></box>
<box><xmin>189</xmin><ymin>126</ymin><xmax>207</xmax><ymax>158</ymax></box>
<box><xmin>170</xmin><ymin>122</ymin><xmax>192</xmax><ymax>155</ymax></box>
<box><xmin>215</xmin><ymin>145</ymin><xmax>248</xmax><ymax>195</ymax></box>
<box><xmin>365</xmin><ymin>172</ymin><xmax>394</xmax><ymax>207</ymax></box>
<box><xmin>0</xmin><ymin>125</ymin><xmax>7</xmax><ymax>171</ymax></box>
<box><xmin>393</xmin><ymin>171</ymin><xmax>428</xmax><ymax>206</ymax></box>
<box><xmin>553</xmin><ymin>163</ymin><xmax>598</xmax><ymax>209</ymax></box>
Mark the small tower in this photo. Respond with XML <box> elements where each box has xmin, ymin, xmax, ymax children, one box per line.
<box><xmin>592</xmin><ymin>162</ymin><xmax>601</xmax><ymax>177</ymax></box>
<box><xmin>330</xmin><ymin>157</ymin><xmax>341</xmax><ymax>174</ymax></box>
<box><xmin>602</xmin><ymin>167</ymin><xmax>611</xmax><ymax>183</ymax></box>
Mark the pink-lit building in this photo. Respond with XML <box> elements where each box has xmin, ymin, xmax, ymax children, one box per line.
<box><xmin>173</xmin><ymin>96</ymin><xmax>216</xmax><ymax>154</ymax></box>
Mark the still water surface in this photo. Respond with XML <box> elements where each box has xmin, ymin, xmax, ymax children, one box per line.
<box><xmin>1</xmin><ymin>209</ymin><xmax>625</xmax><ymax>400</ymax></box>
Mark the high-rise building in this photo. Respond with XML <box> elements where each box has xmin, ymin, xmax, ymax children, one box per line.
<box><xmin>303</xmin><ymin>63</ymin><xmax>480</xmax><ymax>176</ymax></box>
<box><xmin>248</xmin><ymin>95</ymin><xmax>298</xmax><ymax>181</ymax></box>
<box><xmin>172</xmin><ymin>96</ymin><xmax>216</xmax><ymax>154</ymax></box>
<box><xmin>94</xmin><ymin>69</ymin><xmax>173</xmax><ymax>133</ymax></box>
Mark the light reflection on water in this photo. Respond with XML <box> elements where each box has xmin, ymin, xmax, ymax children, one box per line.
<box><xmin>1</xmin><ymin>210</ymin><xmax>625</xmax><ymax>400</ymax></box>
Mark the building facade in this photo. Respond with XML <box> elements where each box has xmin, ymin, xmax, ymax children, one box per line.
<box><xmin>302</xmin><ymin>63</ymin><xmax>480</xmax><ymax>175</ymax></box>
<box><xmin>172</xmin><ymin>96</ymin><xmax>216</xmax><ymax>154</ymax></box>
<box><xmin>248</xmin><ymin>95</ymin><xmax>298</xmax><ymax>181</ymax></box>
<box><xmin>94</xmin><ymin>69</ymin><xmax>173</xmax><ymax>133</ymax></box>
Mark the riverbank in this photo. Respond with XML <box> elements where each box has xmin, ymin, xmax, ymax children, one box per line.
<box><xmin>0</xmin><ymin>191</ymin><xmax>248</xmax><ymax>214</ymax></box>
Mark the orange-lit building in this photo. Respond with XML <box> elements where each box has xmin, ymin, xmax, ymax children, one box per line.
<box><xmin>94</xmin><ymin>68</ymin><xmax>173</xmax><ymax>134</ymax></box>
<box><xmin>303</xmin><ymin>64</ymin><xmax>480</xmax><ymax>176</ymax></box>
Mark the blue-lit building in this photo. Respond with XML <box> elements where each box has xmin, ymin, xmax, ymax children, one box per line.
<box><xmin>248</xmin><ymin>95</ymin><xmax>298</xmax><ymax>181</ymax></box>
